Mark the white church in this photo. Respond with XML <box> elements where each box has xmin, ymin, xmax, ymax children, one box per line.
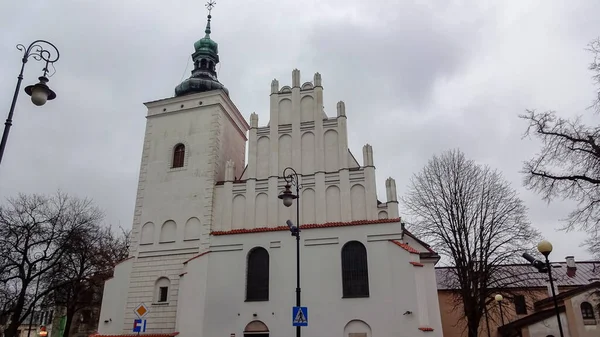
<box><xmin>96</xmin><ymin>4</ymin><xmax>444</xmax><ymax>337</ymax></box>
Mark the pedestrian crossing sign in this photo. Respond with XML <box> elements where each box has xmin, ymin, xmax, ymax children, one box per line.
<box><xmin>292</xmin><ymin>306</ymin><xmax>308</xmax><ymax>327</ymax></box>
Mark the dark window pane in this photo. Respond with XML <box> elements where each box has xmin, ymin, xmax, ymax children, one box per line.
<box><xmin>514</xmin><ymin>295</ymin><xmax>527</xmax><ymax>315</ymax></box>
<box><xmin>581</xmin><ymin>302</ymin><xmax>595</xmax><ymax>319</ymax></box>
<box><xmin>172</xmin><ymin>144</ymin><xmax>185</xmax><ymax>168</ymax></box>
<box><xmin>159</xmin><ymin>286</ymin><xmax>168</xmax><ymax>302</ymax></box>
<box><xmin>341</xmin><ymin>241</ymin><xmax>370</xmax><ymax>298</ymax></box>
<box><xmin>246</xmin><ymin>247</ymin><xmax>269</xmax><ymax>301</ymax></box>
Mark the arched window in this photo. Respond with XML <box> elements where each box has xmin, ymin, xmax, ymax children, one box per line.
<box><xmin>155</xmin><ymin>277</ymin><xmax>170</xmax><ymax>303</ymax></box>
<box><xmin>581</xmin><ymin>302</ymin><xmax>596</xmax><ymax>323</ymax></box>
<box><xmin>246</xmin><ymin>247</ymin><xmax>269</xmax><ymax>301</ymax></box>
<box><xmin>341</xmin><ymin>241</ymin><xmax>370</xmax><ymax>298</ymax></box>
<box><xmin>172</xmin><ymin>144</ymin><xmax>185</xmax><ymax>168</ymax></box>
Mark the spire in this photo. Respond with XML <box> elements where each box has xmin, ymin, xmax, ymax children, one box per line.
<box><xmin>204</xmin><ymin>0</ymin><xmax>214</xmax><ymax>37</ymax></box>
<box><xmin>174</xmin><ymin>0</ymin><xmax>229</xmax><ymax>97</ymax></box>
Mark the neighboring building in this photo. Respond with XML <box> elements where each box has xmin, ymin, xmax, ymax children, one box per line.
<box><xmin>498</xmin><ymin>281</ymin><xmax>600</xmax><ymax>337</ymax></box>
<box><xmin>436</xmin><ymin>258</ymin><xmax>600</xmax><ymax>337</ymax></box>
<box><xmin>95</xmin><ymin>4</ymin><xmax>444</xmax><ymax>337</ymax></box>
<box><xmin>3</xmin><ymin>309</ymin><xmax>54</xmax><ymax>337</ymax></box>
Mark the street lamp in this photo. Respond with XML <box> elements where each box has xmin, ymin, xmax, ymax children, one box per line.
<box><xmin>278</xmin><ymin>167</ymin><xmax>301</xmax><ymax>337</ymax></box>
<box><xmin>0</xmin><ymin>40</ymin><xmax>60</xmax><ymax>166</ymax></box>
<box><xmin>537</xmin><ymin>240</ymin><xmax>565</xmax><ymax>337</ymax></box>
<box><xmin>494</xmin><ymin>294</ymin><xmax>505</xmax><ymax>325</ymax></box>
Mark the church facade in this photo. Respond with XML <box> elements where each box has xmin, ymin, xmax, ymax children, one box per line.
<box><xmin>96</xmin><ymin>7</ymin><xmax>443</xmax><ymax>337</ymax></box>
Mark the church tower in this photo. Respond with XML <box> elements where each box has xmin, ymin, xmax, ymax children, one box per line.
<box><xmin>98</xmin><ymin>3</ymin><xmax>249</xmax><ymax>333</ymax></box>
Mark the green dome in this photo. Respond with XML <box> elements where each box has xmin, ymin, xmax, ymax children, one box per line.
<box><xmin>173</xmin><ymin>11</ymin><xmax>227</xmax><ymax>97</ymax></box>
<box><xmin>194</xmin><ymin>36</ymin><xmax>218</xmax><ymax>54</ymax></box>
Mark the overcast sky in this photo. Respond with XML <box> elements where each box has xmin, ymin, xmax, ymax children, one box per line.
<box><xmin>1</xmin><ymin>0</ymin><xmax>599</xmax><ymax>262</ymax></box>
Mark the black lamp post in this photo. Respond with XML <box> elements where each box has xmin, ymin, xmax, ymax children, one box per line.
<box><xmin>494</xmin><ymin>294</ymin><xmax>505</xmax><ymax>326</ymax></box>
<box><xmin>278</xmin><ymin>167</ymin><xmax>301</xmax><ymax>337</ymax></box>
<box><xmin>0</xmin><ymin>40</ymin><xmax>60</xmax><ymax>166</ymax></box>
<box><xmin>537</xmin><ymin>240</ymin><xmax>565</xmax><ymax>337</ymax></box>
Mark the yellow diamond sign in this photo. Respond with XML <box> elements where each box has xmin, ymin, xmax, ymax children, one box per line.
<box><xmin>134</xmin><ymin>303</ymin><xmax>149</xmax><ymax>318</ymax></box>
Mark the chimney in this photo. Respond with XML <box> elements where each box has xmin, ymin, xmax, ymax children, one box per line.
<box><xmin>566</xmin><ymin>256</ymin><xmax>577</xmax><ymax>278</ymax></box>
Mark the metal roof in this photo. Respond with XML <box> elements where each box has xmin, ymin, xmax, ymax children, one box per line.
<box><xmin>436</xmin><ymin>260</ymin><xmax>600</xmax><ymax>290</ymax></box>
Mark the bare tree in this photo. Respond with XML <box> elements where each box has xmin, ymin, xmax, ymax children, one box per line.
<box><xmin>520</xmin><ymin>38</ymin><xmax>600</xmax><ymax>256</ymax></box>
<box><xmin>0</xmin><ymin>191</ymin><xmax>103</xmax><ymax>337</ymax></box>
<box><xmin>50</xmin><ymin>226</ymin><xmax>129</xmax><ymax>337</ymax></box>
<box><xmin>402</xmin><ymin>149</ymin><xmax>542</xmax><ymax>337</ymax></box>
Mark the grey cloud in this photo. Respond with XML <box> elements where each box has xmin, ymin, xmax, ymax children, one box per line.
<box><xmin>1</xmin><ymin>0</ymin><xmax>599</xmax><ymax>262</ymax></box>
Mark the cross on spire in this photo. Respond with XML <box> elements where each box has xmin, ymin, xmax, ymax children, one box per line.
<box><xmin>206</xmin><ymin>0</ymin><xmax>216</xmax><ymax>15</ymax></box>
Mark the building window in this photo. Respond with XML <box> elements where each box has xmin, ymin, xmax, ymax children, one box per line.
<box><xmin>341</xmin><ymin>241</ymin><xmax>370</xmax><ymax>298</ymax></box>
<box><xmin>172</xmin><ymin>144</ymin><xmax>185</xmax><ymax>168</ymax></box>
<box><xmin>246</xmin><ymin>247</ymin><xmax>269</xmax><ymax>301</ymax></box>
<box><xmin>581</xmin><ymin>302</ymin><xmax>596</xmax><ymax>324</ymax></box>
<box><xmin>514</xmin><ymin>295</ymin><xmax>527</xmax><ymax>315</ymax></box>
<box><xmin>159</xmin><ymin>287</ymin><xmax>168</xmax><ymax>302</ymax></box>
<box><xmin>154</xmin><ymin>277</ymin><xmax>170</xmax><ymax>303</ymax></box>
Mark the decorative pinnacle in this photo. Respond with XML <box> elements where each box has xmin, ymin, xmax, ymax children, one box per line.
<box><xmin>204</xmin><ymin>0</ymin><xmax>216</xmax><ymax>37</ymax></box>
<box><xmin>206</xmin><ymin>0</ymin><xmax>216</xmax><ymax>14</ymax></box>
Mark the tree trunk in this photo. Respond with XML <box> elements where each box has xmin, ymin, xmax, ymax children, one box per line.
<box><xmin>63</xmin><ymin>305</ymin><xmax>77</xmax><ymax>337</ymax></box>
<box><xmin>4</xmin><ymin>292</ymin><xmax>27</xmax><ymax>337</ymax></box>
<box><xmin>467</xmin><ymin>318</ymin><xmax>480</xmax><ymax>337</ymax></box>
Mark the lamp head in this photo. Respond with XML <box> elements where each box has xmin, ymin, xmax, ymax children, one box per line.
<box><xmin>278</xmin><ymin>183</ymin><xmax>297</xmax><ymax>207</ymax></box>
<box><xmin>494</xmin><ymin>294</ymin><xmax>503</xmax><ymax>302</ymax></box>
<box><xmin>537</xmin><ymin>240</ymin><xmax>553</xmax><ymax>256</ymax></box>
<box><xmin>24</xmin><ymin>76</ymin><xmax>56</xmax><ymax>106</ymax></box>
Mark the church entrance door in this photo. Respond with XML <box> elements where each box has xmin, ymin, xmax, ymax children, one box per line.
<box><xmin>243</xmin><ymin>320</ymin><xmax>269</xmax><ymax>337</ymax></box>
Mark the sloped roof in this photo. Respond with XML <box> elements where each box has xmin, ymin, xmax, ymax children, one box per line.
<box><xmin>436</xmin><ymin>261</ymin><xmax>600</xmax><ymax>290</ymax></box>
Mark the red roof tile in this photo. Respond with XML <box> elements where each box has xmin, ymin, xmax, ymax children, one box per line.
<box><xmin>211</xmin><ymin>218</ymin><xmax>401</xmax><ymax>236</ymax></box>
<box><xmin>402</xmin><ymin>228</ymin><xmax>436</xmax><ymax>254</ymax></box>
<box><xmin>418</xmin><ymin>327</ymin><xmax>434</xmax><ymax>332</ymax></box>
<box><xmin>183</xmin><ymin>250</ymin><xmax>211</xmax><ymax>264</ymax></box>
<box><xmin>410</xmin><ymin>262</ymin><xmax>424</xmax><ymax>267</ymax></box>
<box><xmin>389</xmin><ymin>240</ymin><xmax>420</xmax><ymax>254</ymax></box>
<box><xmin>90</xmin><ymin>333</ymin><xmax>179</xmax><ymax>337</ymax></box>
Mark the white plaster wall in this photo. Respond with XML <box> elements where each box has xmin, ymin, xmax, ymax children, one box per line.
<box><xmin>176</xmin><ymin>255</ymin><xmax>209</xmax><ymax>337</ymax></box>
<box><xmin>98</xmin><ymin>258</ymin><xmax>133</xmax><ymax>335</ymax></box>
<box><xmin>213</xmin><ymin>168</ymin><xmax>383</xmax><ymax>231</ymax></box>
<box><xmin>121</xmin><ymin>253</ymin><xmax>195</xmax><ymax>333</ymax></box>
<box><xmin>569</xmin><ymin>289</ymin><xmax>600</xmax><ymax>337</ymax></box>
<box><xmin>527</xmin><ymin>312</ymin><xmax>570</xmax><ymax>337</ymax></box>
<box><xmin>186</xmin><ymin>221</ymin><xmax>443</xmax><ymax>337</ymax></box>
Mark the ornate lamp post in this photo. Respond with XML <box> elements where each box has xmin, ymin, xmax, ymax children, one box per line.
<box><xmin>494</xmin><ymin>294</ymin><xmax>505</xmax><ymax>325</ymax></box>
<box><xmin>537</xmin><ymin>240</ymin><xmax>565</xmax><ymax>337</ymax></box>
<box><xmin>0</xmin><ymin>40</ymin><xmax>60</xmax><ymax>166</ymax></box>
<box><xmin>278</xmin><ymin>167</ymin><xmax>301</xmax><ymax>337</ymax></box>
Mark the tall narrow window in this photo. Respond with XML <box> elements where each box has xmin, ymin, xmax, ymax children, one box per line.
<box><xmin>172</xmin><ymin>144</ymin><xmax>185</xmax><ymax>168</ymax></box>
<box><xmin>155</xmin><ymin>277</ymin><xmax>170</xmax><ymax>303</ymax></box>
<box><xmin>341</xmin><ymin>241</ymin><xmax>370</xmax><ymax>298</ymax></box>
<box><xmin>514</xmin><ymin>295</ymin><xmax>527</xmax><ymax>315</ymax></box>
<box><xmin>159</xmin><ymin>287</ymin><xmax>168</xmax><ymax>302</ymax></box>
<box><xmin>581</xmin><ymin>302</ymin><xmax>596</xmax><ymax>324</ymax></box>
<box><xmin>246</xmin><ymin>247</ymin><xmax>269</xmax><ymax>301</ymax></box>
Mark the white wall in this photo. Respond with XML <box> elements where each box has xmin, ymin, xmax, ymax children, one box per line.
<box><xmin>98</xmin><ymin>257</ymin><xmax>134</xmax><ymax>335</ymax></box>
<box><xmin>178</xmin><ymin>221</ymin><xmax>442</xmax><ymax>337</ymax></box>
<box><xmin>528</xmin><ymin>312</ymin><xmax>570</xmax><ymax>337</ymax></box>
